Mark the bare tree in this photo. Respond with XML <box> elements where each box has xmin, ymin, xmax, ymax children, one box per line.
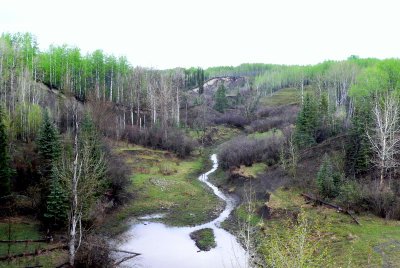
<box><xmin>367</xmin><ymin>93</ymin><xmax>400</xmax><ymax>188</ymax></box>
<box><xmin>237</xmin><ymin>184</ymin><xmax>264</xmax><ymax>268</ymax></box>
<box><xmin>59</xmin><ymin>106</ymin><xmax>106</xmax><ymax>266</ymax></box>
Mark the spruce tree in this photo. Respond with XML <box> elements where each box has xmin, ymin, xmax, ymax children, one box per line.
<box><xmin>37</xmin><ymin>109</ymin><xmax>63</xmax><ymax>222</ymax></box>
<box><xmin>37</xmin><ymin>110</ymin><xmax>61</xmax><ymax>178</ymax></box>
<box><xmin>345</xmin><ymin>100</ymin><xmax>372</xmax><ymax>176</ymax></box>
<box><xmin>44</xmin><ymin>168</ymin><xmax>68</xmax><ymax>225</ymax></box>
<box><xmin>294</xmin><ymin>93</ymin><xmax>318</xmax><ymax>148</ymax></box>
<box><xmin>317</xmin><ymin>154</ymin><xmax>340</xmax><ymax>198</ymax></box>
<box><xmin>214</xmin><ymin>84</ymin><xmax>228</xmax><ymax>113</ymax></box>
<box><xmin>0</xmin><ymin>105</ymin><xmax>12</xmax><ymax>197</ymax></box>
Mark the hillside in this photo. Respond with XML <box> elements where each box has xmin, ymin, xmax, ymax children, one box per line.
<box><xmin>1</xmin><ymin>32</ymin><xmax>400</xmax><ymax>267</ymax></box>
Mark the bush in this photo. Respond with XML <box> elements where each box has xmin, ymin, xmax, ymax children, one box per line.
<box><xmin>103</xmin><ymin>143</ymin><xmax>132</xmax><ymax>205</ymax></box>
<box><xmin>337</xmin><ymin>180</ymin><xmax>363</xmax><ymax>210</ymax></box>
<box><xmin>75</xmin><ymin>234</ymin><xmax>113</xmax><ymax>268</ymax></box>
<box><xmin>123</xmin><ymin>126</ymin><xmax>197</xmax><ymax>158</ymax></box>
<box><xmin>219</xmin><ymin>135</ymin><xmax>283</xmax><ymax>170</ymax></box>
<box><xmin>214</xmin><ymin>113</ymin><xmax>249</xmax><ymax>128</ymax></box>
<box><xmin>158</xmin><ymin>162</ymin><xmax>177</xmax><ymax>176</ymax></box>
<box><xmin>247</xmin><ymin>117</ymin><xmax>285</xmax><ymax>133</ymax></box>
<box><xmin>362</xmin><ymin>182</ymin><xmax>400</xmax><ymax>219</ymax></box>
<box><xmin>316</xmin><ymin>154</ymin><xmax>341</xmax><ymax>199</ymax></box>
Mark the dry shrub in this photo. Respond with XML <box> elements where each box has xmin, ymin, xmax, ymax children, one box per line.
<box><xmin>219</xmin><ymin>135</ymin><xmax>283</xmax><ymax>170</ymax></box>
<box><xmin>123</xmin><ymin>126</ymin><xmax>197</xmax><ymax>158</ymax></box>
<box><xmin>75</xmin><ymin>234</ymin><xmax>113</xmax><ymax>268</ymax></box>
<box><xmin>214</xmin><ymin>113</ymin><xmax>249</xmax><ymax>128</ymax></box>
<box><xmin>103</xmin><ymin>142</ymin><xmax>132</xmax><ymax>205</ymax></box>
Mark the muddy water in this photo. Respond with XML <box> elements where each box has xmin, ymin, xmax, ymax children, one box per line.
<box><xmin>117</xmin><ymin>154</ymin><xmax>247</xmax><ymax>268</ymax></box>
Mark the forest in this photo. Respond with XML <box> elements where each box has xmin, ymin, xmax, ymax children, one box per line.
<box><xmin>1</xmin><ymin>32</ymin><xmax>400</xmax><ymax>267</ymax></box>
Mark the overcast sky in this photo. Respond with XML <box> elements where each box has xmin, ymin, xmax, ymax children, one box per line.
<box><xmin>1</xmin><ymin>0</ymin><xmax>399</xmax><ymax>69</ymax></box>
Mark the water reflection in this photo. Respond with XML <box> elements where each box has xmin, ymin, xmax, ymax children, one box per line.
<box><xmin>117</xmin><ymin>154</ymin><xmax>247</xmax><ymax>268</ymax></box>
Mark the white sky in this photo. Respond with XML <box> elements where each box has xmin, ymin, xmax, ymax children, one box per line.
<box><xmin>1</xmin><ymin>0</ymin><xmax>399</xmax><ymax>69</ymax></box>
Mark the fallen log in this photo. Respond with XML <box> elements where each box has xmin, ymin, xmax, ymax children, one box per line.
<box><xmin>0</xmin><ymin>237</ymin><xmax>52</xmax><ymax>243</ymax></box>
<box><xmin>0</xmin><ymin>245</ymin><xmax>67</xmax><ymax>261</ymax></box>
<box><xmin>301</xmin><ymin>193</ymin><xmax>360</xmax><ymax>225</ymax></box>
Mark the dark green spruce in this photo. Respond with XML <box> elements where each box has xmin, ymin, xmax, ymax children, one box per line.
<box><xmin>0</xmin><ymin>105</ymin><xmax>12</xmax><ymax>197</ymax></box>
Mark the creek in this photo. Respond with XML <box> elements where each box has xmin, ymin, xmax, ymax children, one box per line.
<box><xmin>117</xmin><ymin>154</ymin><xmax>247</xmax><ymax>268</ymax></box>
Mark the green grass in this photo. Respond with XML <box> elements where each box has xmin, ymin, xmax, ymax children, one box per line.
<box><xmin>265</xmin><ymin>187</ymin><xmax>400</xmax><ymax>267</ymax></box>
<box><xmin>241</xmin><ymin>163</ymin><xmax>267</xmax><ymax>178</ymax></box>
<box><xmin>190</xmin><ymin>228</ymin><xmax>217</xmax><ymax>251</ymax></box>
<box><xmin>260</xmin><ymin>87</ymin><xmax>312</xmax><ymax>106</ymax></box>
<box><xmin>106</xmin><ymin>144</ymin><xmax>222</xmax><ymax>233</ymax></box>
<box><xmin>0</xmin><ymin>220</ymin><xmax>45</xmax><ymax>256</ymax></box>
<box><xmin>0</xmin><ymin>251</ymin><xmax>65</xmax><ymax>268</ymax></box>
<box><xmin>188</xmin><ymin>126</ymin><xmax>242</xmax><ymax>145</ymax></box>
<box><xmin>0</xmin><ymin>219</ymin><xmax>66</xmax><ymax>267</ymax></box>
<box><xmin>247</xmin><ymin>128</ymin><xmax>283</xmax><ymax>139</ymax></box>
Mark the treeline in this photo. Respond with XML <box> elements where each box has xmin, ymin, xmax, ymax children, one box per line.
<box><xmin>205</xmin><ymin>63</ymin><xmax>274</xmax><ymax>78</ymax></box>
<box><xmin>0</xmin><ymin>32</ymin><xmax>200</xmax><ymax>136</ymax></box>
<box><xmin>289</xmin><ymin>58</ymin><xmax>400</xmax><ymax>219</ymax></box>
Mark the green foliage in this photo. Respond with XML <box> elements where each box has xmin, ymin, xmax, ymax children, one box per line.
<box><xmin>345</xmin><ymin>100</ymin><xmax>372</xmax><ymax>176</ymax></box>
<box><xmin>37</xmin><ymin>109</ymin><xmax>60</xmax><ymax>178</ymax></box>
<box><xmin>0</xmin><ymin>105</ymin><xmax>12</xmax><ymax>197</ymax></box>
<box><xmin>44</xmin><ymin>170</ymin><xmax>68</xmax><ymax>225</ymax></box>
<box><xmin>316</xmin><ymin>154</ymin><xmax>341</xmax><ymax>199</ymax></box>
<box><xmin>337</xmin><ymin>180</ymin><xmax>363</xmax><ymax>209</ymax></box>
<box><xmin>294</xmin><ymin>93</ymin><xmax>318</xmax><ymax>148</ymax></box>
<box><xmin>263</xmin><ymin>209</ymin><xmax>333</xmax><ymax>268</ymax></box>
<box><xmin>13</xmin><ymin>103</ymin><xmax>43</xmax><ymax>141</ymax></box>
<box><xmin>213</xmin><ymin>84</ymin><xmax>228</xmax><ymax>112</ymax></box>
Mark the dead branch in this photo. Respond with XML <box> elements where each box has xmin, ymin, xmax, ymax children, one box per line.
<box><xmin>0</xmin><ymin>245</ymin><xmax>68</xmax><ymax>261</ymax></box>
<box><xmin>0</xmin><ymin>237</ymin><xmax>52</xmax><ymax>243</ymax></box>
<box><xmin>301</xmin><ymin>193</ymin><xmax>360</xmax><ymax>225</ymax></box>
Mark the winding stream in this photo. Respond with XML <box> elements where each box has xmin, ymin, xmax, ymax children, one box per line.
<box><xmin>117</xmin><ymin>154</ymin><xmax>247</xmax><ymax>267</ymax></box>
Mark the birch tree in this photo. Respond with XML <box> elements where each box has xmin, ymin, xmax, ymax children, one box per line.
<box><xmin>60</xmin><ymin>108</ymin><xmax>106</xmax><ymax>266</ymax></box>
<box><xmin>367</xmin><ymin>93</ymin><xmax>400</xmax><ymax>188</ymax></box>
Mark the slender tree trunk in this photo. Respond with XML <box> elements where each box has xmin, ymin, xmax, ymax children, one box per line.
<box><xmin>69</xmin><ymin>110</ymin><xmax>81</xmax><ymax>267</ymax></box>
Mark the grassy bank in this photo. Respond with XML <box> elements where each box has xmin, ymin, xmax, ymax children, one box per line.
<box><xmin>190</xmin><ymin>228</ymin><xmax>216</xmax><ymax>251</ymax></box>
<box><xmin>104</xmin><ymin>143</ymin><xmax>222</xmax><ymax>234</ymax></box>
<box><xmin>265</xmin><ymin>187</ymin><xmax>400</xmax><ymax>267</ymax></box>
<box><xmin>0</xmin><ymin>218</ymin><xmax>66</xmax><ymax>267</ymax></box>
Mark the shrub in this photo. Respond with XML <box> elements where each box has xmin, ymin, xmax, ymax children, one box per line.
<box><xmin>158</xmin><ymin>162</ymin><xmax>177</xmax><ymax>176</ymax></box>
<box><xmin>219</xmin><ymin>135</ymin><xmax>283</xmax><ymax>170</ymax></box>
<box><xmin>316</xmin><ymin>154</ymin><xmax>341</xmax><ymax>199</ymax></box>
<box><xmin>75</xmin><ymin>234</ymin><xmax>113</xmax><ymax>268</ymax></box>
<box><xmin>214</xmin><ymin>113</ymin><xmax>249</xmax><ymax>128</ymax></box>
<box><xmin>103</xmin><ymin>143</ymin><xmax>132</xmax><ymax>205</ymax></box>
<box><xmin>337</xmin><ymin>180</ymin><xmax>363</xmax><ymax>210</ymax></box>
<box><xmin>247</xmin><ymin>117</ymin><xmax>285</xmax><ymax>133</ymax></box>
<box><xmin>123</xmin><ymin>126</ymin><xmax>197</xmax><ymax>158</ymax></box>
<box><xmin>362</xmin><ymin>182</ymin><xmax>400</xmax><ymax>219</ymax></box>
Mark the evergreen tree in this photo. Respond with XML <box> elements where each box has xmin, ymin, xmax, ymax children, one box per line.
<box><xmin>214</xmin><ymin>84</ymin><xmax>228</xmax><ymax>113</ymax></box>
<box><xmin>197</xmin><ymin>68</ymin><xmax>204</xmax><ymax>95</ymax></box>
<box><xmin>317</xmin><ymin>154</ymin><xmax>340</xmax><ymax>198</ymax></box>
<box><xmin>294</xmin><ymin>93</ymin><xmax>318</xmax><ymax>148</ymax></box>
<box><xmin>37</xmin><ymin>109</ymin><xmax>62</xmax><ymax>222</ymax></box>
<box><xmin>345</xmin><ymin>100</ymin><xmax>372</xmax><ymax>177</ymax></box>
<box><xmin>0</xmin><ymin>106</ymin><xmax>12</xmax><ymax>197</ymax></box>
<box><xmin>44</xmin><ymin>168</ymin><xmax>68</xmax><ymax>225</ymax></box>
<box><xmin>37</xmin><ymin>109</ymin><xmax>61</xmax><ymax>178</ymax></box>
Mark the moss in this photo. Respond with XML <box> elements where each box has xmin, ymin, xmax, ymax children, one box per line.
<box><xmin>190</xmin><ymin>228</ymin><xmax>216</xmax><ymax>251</ymax></box>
